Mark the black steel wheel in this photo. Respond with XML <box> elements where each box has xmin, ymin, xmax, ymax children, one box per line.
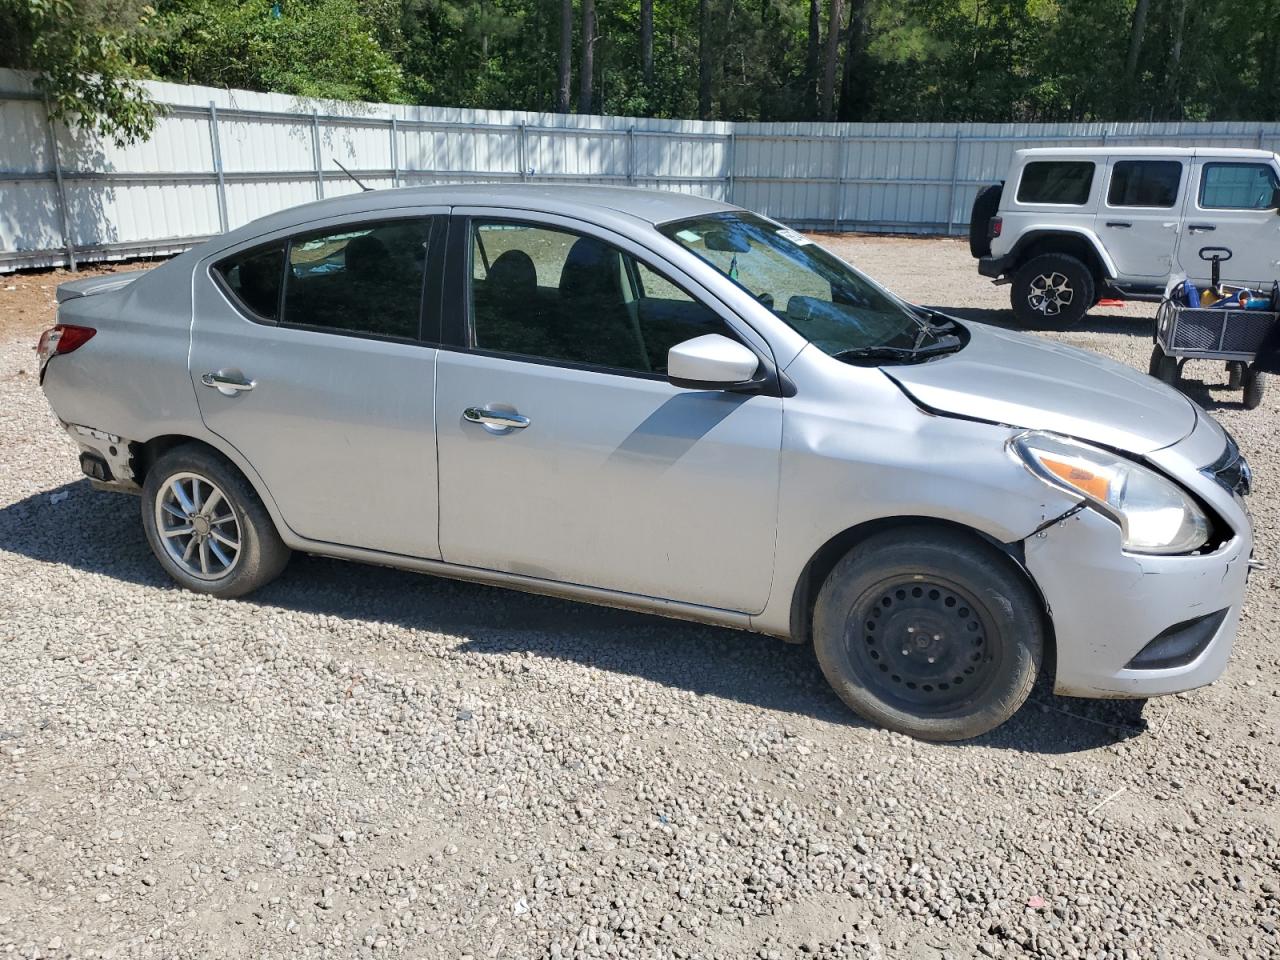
<box><xmin>813</xmin><ymin>527</ymin><xmax>1044</xmax><ymax>741</ymax></box>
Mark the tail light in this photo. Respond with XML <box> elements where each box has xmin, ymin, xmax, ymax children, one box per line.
<box><xmin>37</xmin><ymin>324</ymin><xmax>96</xmax><ymax>371</ymax></box>
<box><xmin>989</xmin><ymin>217</ymin><xmax>1003</xmax><ymax>239</ymax></box>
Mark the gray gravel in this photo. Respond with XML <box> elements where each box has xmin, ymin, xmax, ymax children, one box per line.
<box><xmin>2</xmin><ymin>237</ymin><xmax>1279</xmax><ymax>960</ymax></box>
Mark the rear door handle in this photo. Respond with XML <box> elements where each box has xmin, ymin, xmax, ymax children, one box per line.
<box><xmin>1105</xmin><ymin>221</ymin><xmax>1132</xmax><ymax>228</ymax></box>
<box><xmin>1188</xmin><ymin>224</ymin><xmax>1217</xmax><ymax>232</ymax></box>
<box><xmin>200</xmin><ymin>371</ymin><xmax>256</xmax><ymax>395</ymax></box>
<box><xmin>463</xmin><ymin>407</ymin><xmax>530</xmax><ymax>430</ymax></box>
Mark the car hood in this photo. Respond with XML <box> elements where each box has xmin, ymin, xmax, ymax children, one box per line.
<box><xmin>884</xmin><ymin>322</ymin><xmax>1198</xmax><ymax>455</ymax></box>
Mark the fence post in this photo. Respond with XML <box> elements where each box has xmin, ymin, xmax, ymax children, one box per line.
<box><xmin>390</xmin><ymin>116</ymin><xmax>400</xmax><ymax>188</ymax></box>
<box><xmin>208</xmin><ymin>102</ymin><xmax>229</xmax><ymax>234</ymax></box>
<box><xmin>945</xmin><ymin>128</ymin><xmax>961</xmax><ymax>237</ymax></box>
<box><xmin>310</xmin><ymin>110</ymin><xmax>323</xmax><ymax>199</ymax></box>
<box><xmin>518</xmin><ymin>122</ymin><xmax>527</xmax><ymax>181</ymax></box>
<box><xmin>832</xmin><ymin>134</ymin><xmax>849</xmax><ymax>232</ymax></box>
<box><xmin>43</xmin><ymin>100</ymin><xmax>77</xmax><ymax>272</ymax></box>
<box><xmin>626</xmin><ymin>126</ymin><xmax>635</xmax><ymax>185</ymax></box>
<box><xmin>726</xmin><ymin>131</ymin><xmax>737</xmax><ymax>204</ymax></box>
<box><xmin>1259</xmin><ymin>129</ymin><xmax>1266</xmax><ymax>150</ymax></box>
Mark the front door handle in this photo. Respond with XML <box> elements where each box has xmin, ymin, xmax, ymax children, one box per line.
<box><xmin>200</xmin><ymin>371</ymin><xmax>256</xmax><ymax>395</ymax></box>
<box><xmin>463</xmin><ymin>407</ymin><xmax>530</xmax><ymax>430</ymax></box>
<box><xmin>1105</xmin><ymin>221</ymin><xmax>1132</xmax><ymax>228</ymax></box>
<box><xmin>1188</xmin><ymin>224</ymin><xmax>1217</xmax><ymax>232</ymax></box>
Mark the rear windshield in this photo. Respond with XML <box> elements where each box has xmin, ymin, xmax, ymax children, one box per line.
<box><xmin>1017</xmin><ymin>161</ymin><xmax>1095</xmax><ymax>205</ymax></box>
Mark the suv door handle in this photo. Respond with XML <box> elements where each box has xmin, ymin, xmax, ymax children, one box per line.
<box><xmin>463</xmin><ymin>407</ymin><xmax>530</xmax><ymax>430</ymax></box>
<box><xmin>1188</xmin><ymin>224</ymin><xmax>1217</xmax><ymax>232</ymax></box>
<box><xmin>200</xmin><ymin>371</ymin><xmax>256</xmax><ymax>395</ymax></box>
<box><xmin>1105</xmin><ymin>221</ymin><xmax>1132</xmax><ymax>228</ymax></box>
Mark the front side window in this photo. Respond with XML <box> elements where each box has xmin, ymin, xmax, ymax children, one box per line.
<box><xmin>214</xmin><ymin>244</ymin><xmax>285</xmax><ymax>320</ymax></box>
<box><xmin>282</xmin><ymin>218</ymin><xmax>432</xmax><ymax>339</ymax></box>
<box><xmin>469</xmin><ymin>220</ymin><xmax>733</xmax><ymax>374</ymax></box>
<box><xmin>1199</xmin><ymin>163</ymin><xmax>1280</xmax><ymax>210</ymax></box>
<box><xmin>1016</xmin><ymin>161</ymin><xmax>1095</xmax><ymax>205</ymax></box>
<box><xmin>1108</xmin><ymin>160</ymin><xmax>1183</xmax><ymax>208</ymax></box>
<box><xmin>659</xmin><ymin>212</ymin><xmax>952</xmax><ymax>359</ymax></box>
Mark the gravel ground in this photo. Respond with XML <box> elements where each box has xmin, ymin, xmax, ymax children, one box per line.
<box><xmin>2</xmin><ymin>238</ymin><xmax>1279</xmax><ymax>960</ymax></box>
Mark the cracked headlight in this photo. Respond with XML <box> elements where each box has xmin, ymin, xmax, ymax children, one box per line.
<box><xmin>1012</xmin><ymin>431</ymin><xmax>1210</xmax><ymax>555</ymax></box>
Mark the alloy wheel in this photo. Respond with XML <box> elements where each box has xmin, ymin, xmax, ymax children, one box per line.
<box><xmin>154</xmin><ymin>472</ymin><xmax>242</xmax><ymax>580</ymax></box>
<box><xmin>1027</xmin><ymin>272</ymin><xmax>1074</xmax><ymax>316</ymax></box>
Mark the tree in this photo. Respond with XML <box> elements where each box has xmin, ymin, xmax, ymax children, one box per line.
<box><xmin>819</xmin><ymin>0</ymin><xmax>842</xmax><ymax>120</ymax></box>
<box><xmin>0</xmin><ymin>0</ymin><xmax>159</xmax><ymax>146</ymax></box>
<box><xmin>804</xmin><ymin>0</ymin><xmax>820</xmax><ymax>115</ymax></box>
<box><xmin>578</xmin><ymin>0</ymin><xmax>595</xmax><ymax>113</ymax></box>
<box><xmin>557</xmin><ymin>0</ymin><xmax>572</xmax><ymax>112</ymax></box>
<box><xmin>697</xmin><ymin>0</ymin><xmax>712</xmax><ymax>118</ymax></box>
<box><xmin>641</xmin><ymin>0</ymin><xmax>654</xmax><ymax>89</ymax></box>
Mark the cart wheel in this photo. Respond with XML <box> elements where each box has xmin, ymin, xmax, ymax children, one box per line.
<box><xmin>1151</xmin><ymin>347</ymin><xmax>1180</xmax><ymax>386</ymax></box>
<box><xmin>1243</xmin><ymin>366</ymin><xmax>1266</xmax><ymax>410</ymax></box>
<box><xmin>1227</xmin><ymin>362</ymin><xmax>1245</xmax><ymax>390</ymax></box>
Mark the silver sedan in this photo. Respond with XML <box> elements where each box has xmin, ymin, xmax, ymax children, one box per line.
<box><xmin>37</xmin><ymin>185</ymin><xmax>1254</xmax><ymax>740</ymax></box>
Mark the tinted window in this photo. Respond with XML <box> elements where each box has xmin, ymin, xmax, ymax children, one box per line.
<box><xmin>1108</xmin><ymin>160</ymin><xmax>1183</xmax><ymax>208</ymax></box>
<box><xmin>1016</xmin><ymin>161</ymin><xmax>1095</xmax><ymax>205</ymax></box>
<box><xmin>214</xmin><ymin>245</ymin><xmax>284</xmax><ymax>320</ymax></box>
<box><xmin>1200</xmin><ymin>163</ymin><xmax>1280</xmax><ymax>210</ymax></box>
<box><xmin>470</xmin><ymin>221</ymin><xmax>733</xmax><ymax>374</ymax></box>
<box><xmin>282</xmin><ymin>219</ymin><xmax>431</xmax><ymax>339</ymax></box>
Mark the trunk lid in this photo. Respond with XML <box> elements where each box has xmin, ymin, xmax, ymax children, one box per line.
<box><xmin>55</xmin><ymin>269</ymin><xmax>149</xmax><ymax>304</ymax></box>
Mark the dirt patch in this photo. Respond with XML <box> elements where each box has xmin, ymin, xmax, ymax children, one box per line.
<box><xmin>0</xmin><ymin>261</ymin><xmax>156</xmax><ymax>340</ymax></box>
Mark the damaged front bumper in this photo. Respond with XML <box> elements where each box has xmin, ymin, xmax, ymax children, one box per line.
<box><xmin>62</xmin><ymin>423</ymin><xmax>140</xmax><ymax>494</ymax></box>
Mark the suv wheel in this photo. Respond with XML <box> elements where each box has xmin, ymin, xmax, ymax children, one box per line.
<box><xmin>1010</xmin><ymin>253</ymin><xmax>1094</xmax><ymax>329</ymax></box>
<box><xmin>812</xmin><ymin>528</ymin><xmax>1043</xmax><ymax>741</ymax></box>
<box><xmin>141</xmin><ymin>444</ymin><xmax>291</xmax><ymax>598</ymax></box>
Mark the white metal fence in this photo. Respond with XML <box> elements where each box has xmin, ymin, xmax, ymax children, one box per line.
<box><xmin>3</xmin><ymin>67</ymin><xmax>1279</xmax><ymax>272</ymax></box>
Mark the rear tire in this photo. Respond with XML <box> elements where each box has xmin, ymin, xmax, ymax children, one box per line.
<box><xmin>1227</xmin><ymin>361</ymin><xmax>1245</xmax><ymax>390</ymax></box>
<box><xmin>969</xmin><ymin>184</ymin><xmax>1004</xmax><ymax>259</ymax></box>
<box><xmin>141</xmin><ymin>445</ymin><xmax>291</xmax><ymax>598</ymax></box>
<box><xmin>1150</xmin><ymin>346</ymin><xmax>1180</xmax><ymax>386</ymax></box>
<box><xmin>1010</xmin><ymin>253</ymin><xmax>1094</xmax><ymax>330</ymax></box>
<box><xmin>1243</xmin><ymin>366</ymin><xmax>1266</xmax><ymax>410</ymax></box>
<box><xmin>812</xmin><ymin>528</ymin><xmax>1043</xmax><ymax>741</ymax></box>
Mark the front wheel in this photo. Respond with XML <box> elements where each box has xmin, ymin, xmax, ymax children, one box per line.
<box><xmin>1010</xmin><ymin>253</ymin><xmax>1094</xmax><ymax>329</ymax></box>
<box><xmin>1149</xmin><ymin>345</ymin><xmax>1180</xmax><ymax>386</ymax></box>
<box><xmin>141</xmin><ymin>445</ymin><xmax>291</xmax><ymax>598</ymax></box>
<box><xmin>812</xmin><ymin>528</ymin><xmax>1044</xmax><ymax>741</ymax></box>
<box><xmin>1243</xmin><ymin>365</ymin><xmax>1266</xmax><ymax>410</ymax></box>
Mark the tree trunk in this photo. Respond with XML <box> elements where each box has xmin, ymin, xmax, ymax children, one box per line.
<box><xmin>1122</xmin><ymin>0</ymin><xmax>1150</xmax><ymax>116</ymax></box>
<box><xmin>698</xmin><ymin>0</ymin><xmax>712</xmax><ymax>119</ymax></box>
<box><xmin>578</xmin><ymin>0</ymin><xmax>595</xmax><ymax>115</ymax></box>
<box><xmin>805</xmin><ymin>0</ymin><xmax>821</xmax><ymax>117</ymax></box>
<box><xmin>1164</xmin><ymin>0</ymin><xmax>1188</xmax><ymax>120</ymax></box>
<box><xmin>557</xmin><ymin>0</ymin><xmax>572</xmax><ymax>113</ymax></box>
<box><xmin>838</xmin><ymin>0</ymin><xmax>869</xmax><ymax>121</ymax></box>
<box><xmin>641</xmin><ymin>0</ymin><xmax>654</xmax><ymax>89</ymax></box>
<box><xmin>820</xmin><ymin>0</ymin><xmax>843</xmax><ymax>121</ymax></box>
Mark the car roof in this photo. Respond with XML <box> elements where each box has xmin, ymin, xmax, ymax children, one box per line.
<box><xmin>1014</xmin><ymin>146</ymin><xmax>1277</xmax><ymax>160</ymax></box>
<box><xmin>219</xmin><ymin>183</ymin><xmax>736</xmax><ymax>250</ymax></box>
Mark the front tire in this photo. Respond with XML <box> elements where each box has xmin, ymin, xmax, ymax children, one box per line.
<box><xmin>141</xmin><ymin>445</ymin><xmax>291</xmax><ymax>598</ymax></box>
<box><xmin>1150</xmin><ymin>346</ymin><xmax>1180</xmax><ymax>386</ymax></box>
<box><xmin>1010</xmin><ymin>253</ymin><xmax>1094</xmax><ymax>329</ymax></box>
<box><xmin>1243</xmin><ymin>365</ymin><xmax>1266</xmax><ymax>410</ymax></box>
<box><xmin>812</xmin><ymin>528</ymin><xmax>1044</xmax><ymax>741</ymax></box>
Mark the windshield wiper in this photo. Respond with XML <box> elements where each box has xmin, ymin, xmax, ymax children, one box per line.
<box><xmin>831</xmin><ymin>336</ymin><xmax>962</xmax><ymax>364</ymax></box>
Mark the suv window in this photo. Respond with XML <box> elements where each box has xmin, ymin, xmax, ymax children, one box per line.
<box><xmin>214</xmin><ymin>245</ymin><xmax>285</xmax><ymax>320</ymax></box>
<box><xmin>282</xmin><ymin>218</ymin><xmax>432</xmax><ymax>340</ymax></box>
<box><xmin>1200</xmin><ymin>163</ymin><xmax>1280</xmax><ymax>210</ymax></box>
<box><xmin>469</xmin><ymin>220</ymin><xmax>733</xmax><ymax>374</ymax></box>
<box><xmin>1016</xmin><ymin>161</ymin><xmax>1095</xmax><ymax>205</ymax></box>
<box><xmin>1107</xmin><ymin>160</ymin><xmax>1182</xmax><ymax>208</ymax></box>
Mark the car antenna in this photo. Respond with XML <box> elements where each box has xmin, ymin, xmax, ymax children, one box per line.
<box><xmin>333</xmin><ymin>158</ymin><xmax>372</xmax><ymax>192</ymax></box>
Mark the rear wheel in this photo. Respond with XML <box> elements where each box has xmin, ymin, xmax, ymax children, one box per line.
<box><xmin>1150</xmin><ymin>346</ymin><xmax>1180</xmax><ymax>386</ymax></box>
<box><xmin>1010</xmin><ymin>253</ymin><xmax>1094</xmax><ymax>330</ymax></box>
<box><xmin>812</xmin><ymin>528</ymin><xmax>1043</xmax><ymax>741</ymax></box>
<box><xmin>1243</xmin><ymin>365</ymin><xmax>1266</xmax><ymax>410</ymax></box>
<box><xmin>1226</xmin><ymin>361</ymin><xmax>1245</xmax><ymax>390</ymax></box>
<box><xmin>141</xmin><ymin>445</ymin><xmax>291</xmax><ymax>598</ymax></box>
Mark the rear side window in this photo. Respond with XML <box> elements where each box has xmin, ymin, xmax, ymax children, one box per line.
<box><xmin>1200</xmin><ymin>163</ymin><xmax>1279</xmax><ymax>210</ymax></box>
<box><xmin>1108</xmin><ymin>160</ymin><xmax>1183</xmax><ymax>208</ymax></box>
<box><xmin>214</xmin><ymin>245</ymin><xmax>284</xmax><ymax>320</ymax></box>
<box><xmin>282</xmin><ymin>218</ymin><xmax>432</xmax><ymax>340</ymax></box>
<box><xmin>1016</xmin><ymin>161</ymin><xmax>1095</xmax><ymax>205</ymax></box>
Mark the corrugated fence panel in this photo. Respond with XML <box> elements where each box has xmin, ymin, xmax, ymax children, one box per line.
<box><xmin>4</xmin><ymin>67</ymin><xmax>1280</xmax><ymax>270</ymax></box>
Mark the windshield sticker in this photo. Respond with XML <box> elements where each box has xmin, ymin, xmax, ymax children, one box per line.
<box><xmin>775</xmin><ymin>227</ymin><xmax>813</xmax><ymax>246</ymax></box>
<box><xmin>675</xmin><ymin>229</ymin><xmax>701</xmax><ymax>242</ymax></box>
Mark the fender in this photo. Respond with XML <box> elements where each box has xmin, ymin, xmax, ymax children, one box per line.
<box><xmin>998</xmin><ymin>226</ymin><xmax>1118</xmax><ymax>279</ymax></box>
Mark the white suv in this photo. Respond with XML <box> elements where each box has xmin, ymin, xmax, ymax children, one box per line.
<box><xmin>971</xmin><ymin>147</ymin><xmax>1280</xmax><ymax>327</ymax></box>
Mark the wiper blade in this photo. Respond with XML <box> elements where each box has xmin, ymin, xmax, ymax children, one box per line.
<box><xmin>832</xmin><ymin>336</ymin><xmax>961</xmax><ymax>364</ymax></box>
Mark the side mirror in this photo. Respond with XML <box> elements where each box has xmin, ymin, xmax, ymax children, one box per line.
<box><xmin>667</xmin><ymin>334</ymin><xmax>760</xmax><ymax>389</ymax></box>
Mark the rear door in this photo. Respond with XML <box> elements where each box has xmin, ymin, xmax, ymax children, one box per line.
<box><xmin>432</xmin><ymin>211</ymin><xmax>782</xmax><ymax>613</ymax></box>
<box><xmin>1094</xmin><ymin>157</ymin><xmax>1185</xmax><ymax>280</ymax></box>
<box><xmin>191</xmin><ymin>210</ymin><xmax>446</xmax><ymax>558</ymax></box>
<box><xmin>1177</xmin><ymin>158</ymin><xmax>1280</xmax><ymax>285</ymax></box>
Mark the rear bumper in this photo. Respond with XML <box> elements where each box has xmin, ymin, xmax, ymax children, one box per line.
<box><xmin>978</xmin><ymin>254</ymin><xmax>1012</xmax><ymax>279</ymax></box>
<box><xmin>60</xmin><ymin>422</ymin><xmax>140</xmax><ymax>494</ymax></box>
<box><xmin>1026</xmin><ymin>507</ymin><xmax>1251</xmax><ymax>699</ymax></box>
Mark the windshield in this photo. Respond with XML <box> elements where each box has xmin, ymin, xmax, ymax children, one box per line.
<box><xmin>659</xmin><ymin>212</ymin><xmax>950</xmax><ymax>357</ymax></box>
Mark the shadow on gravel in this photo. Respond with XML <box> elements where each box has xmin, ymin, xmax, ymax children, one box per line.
<box><xmin>927</xmin><ymin>304</ymin><xmax>1155</xmax><ymax>338</ymax></box>
<box><xmin>2</xmin><ymin>479</ymin><xmax>1147</xmax><ymax>753</ymax></box>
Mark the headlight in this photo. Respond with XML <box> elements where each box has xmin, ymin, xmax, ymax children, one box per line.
<box><xmin>1012</xmin><ymin>432</ymin><xmax>1209</xmax><ymax>555</ymax></box>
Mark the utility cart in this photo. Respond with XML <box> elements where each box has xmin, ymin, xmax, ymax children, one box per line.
<box><xmin>1148</xmin><ymin>248</ymin><xmax>1279</xmax><ymax>410</ymax></box>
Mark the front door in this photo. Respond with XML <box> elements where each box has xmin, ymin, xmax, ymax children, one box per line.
<box><xmin>433</xmin><ymin>213</ymin><xmax>782</xmax><ymax>613</ymax></box>
<box><xmin>1177</xmin><ymin>158</ymin><xmax>1280</xmax><ymax>286</ymax></box>
<box><xmin>191</xmin><ymin>212</ymin><xmax>445</xmax><ymax>558</ymax></box>
<box><xmin>1094</xmin><ymin>157</ymin><xmax>1186</xmax><ymax>281</ymax></box>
